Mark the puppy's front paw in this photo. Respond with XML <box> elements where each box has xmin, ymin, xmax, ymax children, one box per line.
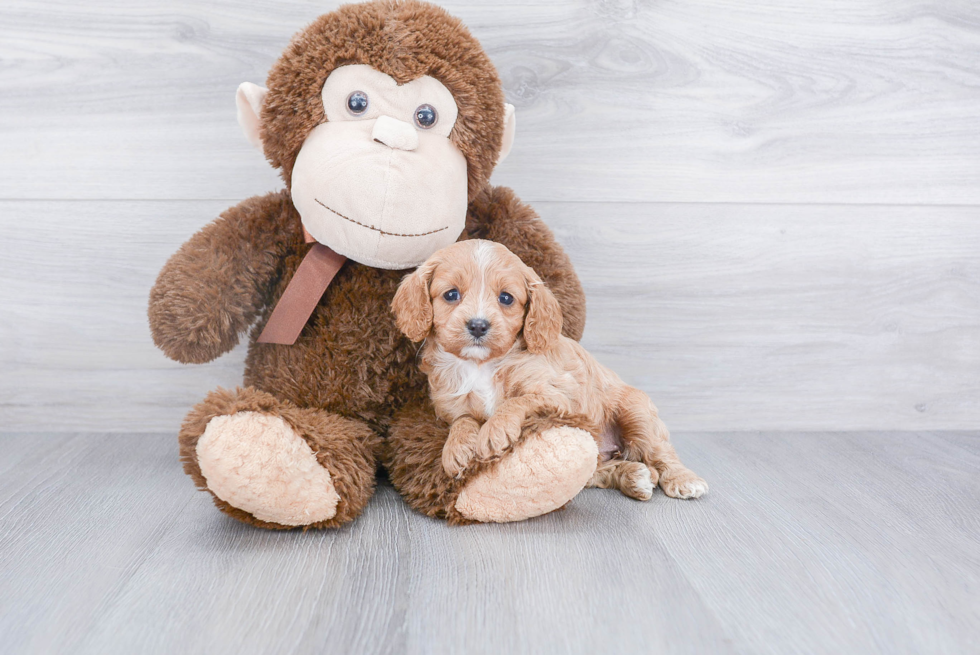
<box><xmin>660</xmin><ymin>468</ymin><xmax>708</xmax><ymax>499</ymax></box>
<box><xmin>443</xmin><ymin>419</ymin><xmax>481</xmax><ymax>478</ymax></box>
<box><xmin>474</xmin><ymin>414</ymin><xmax>522</xmax><ymax>462</ymax></box>
<box><xmin>442</xmin><ymin>441</ymin><xmax>476</xmax><ymax>478</ymax></box>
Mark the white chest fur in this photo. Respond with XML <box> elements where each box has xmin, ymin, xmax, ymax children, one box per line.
<box><xmin>429</xmin><ymin>348</ymin><xmax>501</xmax><ymax>419</ymax></box>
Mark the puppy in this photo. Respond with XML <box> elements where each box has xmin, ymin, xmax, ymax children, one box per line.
<box><xmin>392</xmin><ymin>240</ymin><xmax>707</xmax><ymax>501</ymax></box>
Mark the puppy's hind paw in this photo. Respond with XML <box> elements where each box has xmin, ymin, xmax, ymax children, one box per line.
<box><xmin>621</xmin><ymin>463</ymin><xmax>656</xmax><ymax>501</ymax></box>
<box><xmin>660</xmin><ymin>468</ymin><xmax>708</xmax><ymax>499</ymax></box>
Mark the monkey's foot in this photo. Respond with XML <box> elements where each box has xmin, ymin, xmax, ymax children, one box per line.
<box><xmin>196</xmin><ymin>412</ymin><xmax>340</xmax><ymax>526</ymax></box>
<box><xmin>455</xmin><ymin>426</ymin><xmax>598</xmax><ymax>523</ymax></box>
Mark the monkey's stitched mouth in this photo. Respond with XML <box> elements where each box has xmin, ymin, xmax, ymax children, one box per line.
<box><xmin>315</xmin><ymin>199</ymin><xmax>449</xmax><ymax>238</ymax></box>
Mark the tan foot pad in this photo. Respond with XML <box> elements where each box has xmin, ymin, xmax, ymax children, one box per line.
<box><xmin>456</xmin><ymin>426</ymin><xmax>598</xmax><ymax>523</ymax></box>
<box><xmin>197</xmin><ymin>411</ymin><xmax>340</xmax><ymax>526</ymax></box>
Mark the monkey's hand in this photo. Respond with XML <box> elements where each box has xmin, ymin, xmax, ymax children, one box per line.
<box><xmin>442</xmin><ymin>416</ymin><xmax>482</xmax><ymax>478</ymax></box>
<box><xmin>148</xmin><ymin>192</ymin><xmax>292</xmax><ymax>364</ymax></box>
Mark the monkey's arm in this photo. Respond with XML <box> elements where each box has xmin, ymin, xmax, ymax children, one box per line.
<box><xmin>467</xmin><ymin>185</ymin><xmax>587</xmax><ymax>340</ymax></box>
<box><xmin>148</xmin><ymin>191</ymin><xmax>298</xmax><ymax>364</ymax></box>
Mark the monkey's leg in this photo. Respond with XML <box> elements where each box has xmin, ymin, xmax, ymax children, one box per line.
<box><xmin>179</xmin><ymin>387</ymin><xmax>380</xmax><ymax>529</ymax></box>
<box><xmin>615</xmin><ymin>387</ymin><xmax>708</xmax><ymax>500</ymax></box>
<box><xmin>386</xmin><ymin>402</ymin><xmax>598</xmax><ymax>524</ymax></box>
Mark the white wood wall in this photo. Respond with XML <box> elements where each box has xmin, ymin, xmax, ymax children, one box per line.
<box><xmin>2</xmin><ymin>0</ymin><xmax>978</xmax><ymax>432</ymax></box>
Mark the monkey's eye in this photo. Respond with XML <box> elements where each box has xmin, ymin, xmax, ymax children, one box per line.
<box><xmin>414</xmin><ymin>104</ymin><xmax>437</xmax><ymax>129</ymax></box>
<box><xmin>443</xmin><ymin>289</ymin><xmax>460</xmax><ymax>302</ymax></box>
<box><xmin>498</xmin><ymin>291</ymin><xmax>514</xmax><ymax>306</ymax></box>
<box><xmin>346</xmin><ymin>91</ymin><xmax>369</xmax><ymax>115</ymax></box>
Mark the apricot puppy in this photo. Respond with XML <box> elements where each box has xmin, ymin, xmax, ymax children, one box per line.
<box><xmin>392</xmin><ymin>240</ymin><xmax>707</xmax><ymax>501</ymax></box>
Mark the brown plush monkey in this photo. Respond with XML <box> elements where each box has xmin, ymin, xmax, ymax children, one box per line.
<box><xmin>149</xmin><ymin>0</ymin><xmax>598</xmax><ymax>528</ymax></box>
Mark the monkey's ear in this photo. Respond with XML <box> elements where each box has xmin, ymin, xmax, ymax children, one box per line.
<box><xmin>497</xmin><ymin>103</ymin><xmax>517</xmax><ymax>165</ymax></box>
<box><xmin>236</xmin><ymin>82</ymin><xmax>268</xmax><ymax>150</ymax></box>
<box><xmin>392</xmin><ymin>260</ymin><xmax>439</xmax><ymax>342</ymax></box>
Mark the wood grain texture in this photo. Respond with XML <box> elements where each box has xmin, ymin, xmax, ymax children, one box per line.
<box><xmin>1</xmin><ymin>431</ymin><xmax>977</xmax><ymax>654</ymax></box>
<box><xmin>1</xmin><ymin>0</ymin><xmax>979</xmax><ymax>203</ymax></box>
<box><xmin>2</xmin><ymin>200</ymin><xmax>977</xmax><ymax>432</ymax></box>
<box><xmin>554</xmin><ymin>202</ymin><xmax>980</xmax><ymax>431</ymax></box>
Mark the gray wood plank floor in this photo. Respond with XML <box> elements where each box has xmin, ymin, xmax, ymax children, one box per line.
<box><xmin>2</xmin><ymin>431</ymin><xmax>977</xmax><ymax>655</ymax></box>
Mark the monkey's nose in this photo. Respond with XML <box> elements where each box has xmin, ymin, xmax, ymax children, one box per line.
<box><xmin>372</xmin><ymin>115</ymin><xmax>419</xmax><ymax>151</ymax></box>
<box><xmin>467</xmin><ymin>318</ymin><xmax>490</xmax><ymax>339</ymax></box>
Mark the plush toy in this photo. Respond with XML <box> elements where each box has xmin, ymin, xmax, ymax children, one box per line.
<box><xmin>149</xmin><ymin>0</ymin><xmax>599</xmax><ymax>528</ymax></box>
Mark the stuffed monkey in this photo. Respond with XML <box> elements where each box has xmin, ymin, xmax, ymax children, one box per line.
<box><xmin>149</xmin><ymin>0</ymin><xmax>598</xmax><ymax>528</ymax></box>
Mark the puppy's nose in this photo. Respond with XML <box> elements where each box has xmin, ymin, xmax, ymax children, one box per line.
<box><xmin>467</xmin><ymin>318</ymin><xmax>490</xmax><ymax>339</ymax></box>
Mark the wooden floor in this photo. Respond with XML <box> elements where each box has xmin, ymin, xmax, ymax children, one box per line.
<box><xmin>2</xmin><ymin>431</ymin><xmax>977</xmax><ymax>655</ymax></box>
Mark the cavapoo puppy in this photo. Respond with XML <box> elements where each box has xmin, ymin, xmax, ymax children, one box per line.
<box><xmin>392</xmin><ymin>240</ymin><xmax>707</xmax><ymax>501</ymax></box>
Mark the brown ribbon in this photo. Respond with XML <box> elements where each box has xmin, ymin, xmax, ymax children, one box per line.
<box><xmin>257</xmin><ymin>239</ymin><xmax>347</xmax><ymax>345</ymax></box>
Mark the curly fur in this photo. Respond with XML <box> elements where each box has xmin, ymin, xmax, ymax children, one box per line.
<box><xmin>262</xmin><ymin>0</ymin><xmax>504</xmax><ymax>200</ymax></box>
<box><xmin>396</xmin><ymin>241</ymin><xmax>707</xmax><ymax>501</ymax></box>
<box><xmin>179</xmin><ymin>387</ymin><xmax>382</xmax><ymax>529</ymax></box>
<box><xmin>148</xmin><ymin>1</ymin><xmax>588</xmax><ymax>527</ymax></box>
<box><xmin>153</xmin><ymin>185</ymin><xmax>586</xmax><ymax>524</ymax></box>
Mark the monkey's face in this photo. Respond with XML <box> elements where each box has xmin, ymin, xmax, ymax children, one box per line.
<box><xmin>289</xmin><ymin>65</ymin><xmax>468</xmax><ymax>269</ymax></box>
<box><xmin>236</xmin><ymin>2</ymin><xmax>517</xmax><ymax>270</ymax></box>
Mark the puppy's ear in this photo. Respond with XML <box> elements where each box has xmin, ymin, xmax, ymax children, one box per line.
<box><xmin>522</xmin><ymin>265</ymin><xmax>563</xmax><ymax>354</ymax></box>
<box><xmin>392</xmin><ymin>259</ymin><xmax>438</xmax><ymax>342</ymax></box>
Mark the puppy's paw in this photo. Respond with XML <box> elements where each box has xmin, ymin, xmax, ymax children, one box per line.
<box><xmin>660</xmin><ymin>468</ymin><xmax>708</xmax><ymax>499</ymax></box>
<box><xmin>443</xmin><ymin>418</ymin><xmax>481</xmax><ymax>478</ymax></box>
<box><xmin>621</xmin><ymin>463</ymin><xmax>656</xmax><ymax>501</ymax></box>
<box><xmin>442</xmin><ymin>441</ymin><xmax>476</xmax><ymax>478</ymax></box>
<box><xmin>475</xmin><ymin>414</ymin><xmax>522</xmax><ymax>461</ymax></box>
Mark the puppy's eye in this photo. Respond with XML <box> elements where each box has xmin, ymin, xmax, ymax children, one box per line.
<box><xmin>414</xmin><ymin>104</ymin><xmax>437</xmax><ymax>128</ymax></box>
<box><xmin>498</xmin><ymin>291</ymin><xmax>514</xmax><ymax>306</ymax></box>
<box><xmin>443</xmin><ymin>289</ymin><xmax>460</xmax><ymax>302</ymax></box>
<box><xmin>347</xmin><ymin>91</ymin><xmax>369</xmax><ymax>115</ymax></box>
